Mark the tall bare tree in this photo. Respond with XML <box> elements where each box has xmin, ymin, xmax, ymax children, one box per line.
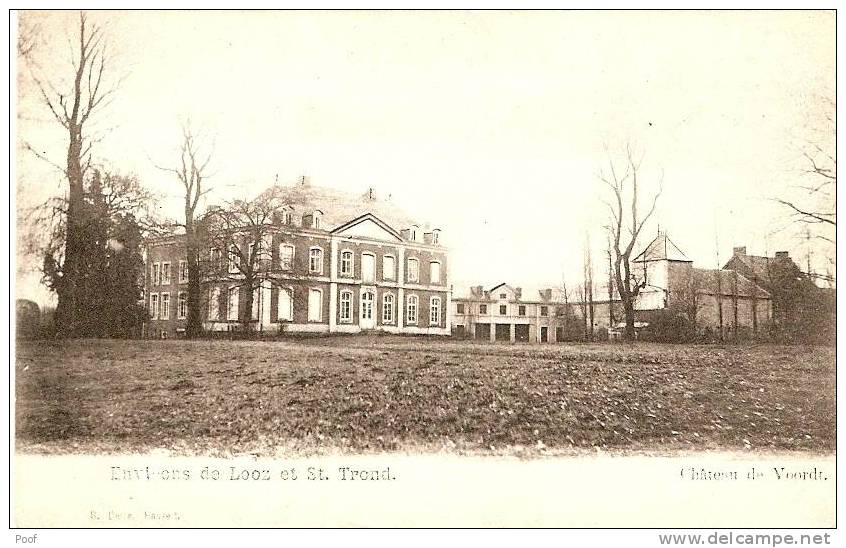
<box><xmin>775</xmin><ymin>99</ymin><xmax>836</xmax><ymax>234</ymax></box>
<box><xmin>155</xmin><ymin>124</ymin><xmax>214</xmax><ymax>338</ymax></box>
<box><xmin>200</xmin><ymin>194</ymin><xmax>284</xmax><ymax>332</ymax></box>
<box><xmin>600</xmin><ymin>146</ymin><xmax>662</xmax><ymax>340</ymax></box>
<box><xmin>582</xmin><ymin>234</ymin><xmax>595</xmax><ymax>340</ymax></box>
<box><xmin>605</xmin><ymin>232</ymin><xmax>616</xmax><ymax>328</ymax></box>
<box><xmin>25</xmin><ymin>12</ymin><xmax>120</xmax><ymax>337</ymax></box>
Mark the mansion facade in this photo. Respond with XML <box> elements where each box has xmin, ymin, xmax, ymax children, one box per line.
<box><xmin>143</xmin><ymin>181</ymin><xmax>450</xmax><ymax>338</ymax></box>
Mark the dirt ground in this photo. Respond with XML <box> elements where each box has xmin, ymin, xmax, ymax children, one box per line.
<box><xmin>14</xmin><ymin>336</ymin><xmax>836</xmax><ymax>456</ymax></box>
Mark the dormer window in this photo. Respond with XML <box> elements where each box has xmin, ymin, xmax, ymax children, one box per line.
<box><xmin>410</xmin><ymin>225</ymin><xmax>418</xmax><ymax>242</ymax></box>
<box><xmin>432</xmin><ymin>229</ymin><xmax>440</xmax><ymax>244</ymax></box>
<box><xmin>303</xmin><ymin>209</ymin><xmax>323</xmax><ymax>229</ymax></box>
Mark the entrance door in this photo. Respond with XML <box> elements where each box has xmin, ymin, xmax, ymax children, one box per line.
<box><xmin>360</xmin><ymin>290</ymin><xmax>375</xmax><ymax>329</ymax></box>
<box><xmin>540</xmin><ymin>326</ymin><xmax>548</xmax><ymax>343</ymax></box>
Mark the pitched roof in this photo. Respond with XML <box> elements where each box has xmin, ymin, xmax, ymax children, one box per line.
<box><xmin>257</xmin><ymin>183</ymin><xmax>418</xmax><ymax>231</ymax></box>
<box><xmin>724</xmin><ymin>253</ymin><xmax>796</xmax><ymax>285</ymax></box>
<box><xmin>693</xmin><ymin>268</ymin><xmax>771</xmax><ymax>298</ymax></box>
<box><xmin>331</xmin><ymin>213</ymin><xmax>404</xmax><ymax>242</ymax></box>
<box><xmin>634</xmin><ymin>233</ymin><xmax>691</xmax><ymax>262</ymax></box>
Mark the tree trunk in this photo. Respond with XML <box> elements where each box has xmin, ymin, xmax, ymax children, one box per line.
<box><xmin>243</xmin><ymin>281</ymin><xmax>255</xmax><ymax>334</ymax></box>
<box><xmin>184</xmin><ymin>213</ymin><xmax>204</xmax><ymax>338</ymax></box>
<box><xmin>623</xmin><ymin>299</ymin><xmax>636</xmax><ymax>341</ymax></box>
<box><xmin>53</xmin><ymin>125</ymin><xmax>85</xmax><ymax>338</ymax></box>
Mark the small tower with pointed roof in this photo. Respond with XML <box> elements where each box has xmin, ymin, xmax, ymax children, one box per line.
<box><xmin>632</xmin><ymin>231</ymin><xmax>693</xmax><ymax>311</ymax></box>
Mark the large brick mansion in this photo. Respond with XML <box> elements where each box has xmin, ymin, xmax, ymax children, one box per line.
<box><xmin>143</xmin><ymin>178</ymin><xmax>450</xmax><ymax>338</ymax></box>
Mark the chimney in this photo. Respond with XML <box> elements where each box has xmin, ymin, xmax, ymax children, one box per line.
<box><xmin>515</xmin><ymin>287</ymin><xmax>522</xmax><ymax>300</ymax></box>
<box><xmin>299</xmin><ymin>175</ymin><xmax>311</xmax><ymax>187</ymax></box>
<box><xmin>775</xmin><ymin>251</ymin><xmax>789</xmax><ymax>259</ymax></box>
<box><xmin>423</xmin><ymin>232</ymin><xmax>433</xmax><ymax>244</ymax></box>
<box><xmin>733</xmin><ymin>246</ymin><xmax>747</xmax><ymax>256</ymax></box>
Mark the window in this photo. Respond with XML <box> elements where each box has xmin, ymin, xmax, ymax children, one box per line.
<box><xmin>499</xmin><ymin>293</ymin><xmax>507</xmax><ymax>299</ymax></box>
<box><xmin>410</xmin><ymin>226</ymin><xmax>418</xmax><ymax>241</ymax></box>
<box><xmin>152</xmin><ymin>263</ymin><xmax>161</xmax><ymax>286</ymax></box>
<box><xmin>518</xmin><ymin>305</ymin><xmax>526</xmax><ymax>316</ymax></box>
<box><xmin>284</xmin><ymin>211</ymin><xmax>293</xmax><ymax>225</ymax></box>
<box><xmin>339</xmin><ymin>291</ymin><xmax>353</xmax><ymax>323</ymax></box>
<box><xmin>406</xmin><ymin>294</ymin><xmax>418</xmax><ymax>324</ymax></box>
<box><xmin>479</xmin><ymin>304</ymin><xmax>487</xmax><ymax>314</ymax></box>
<box><xmin>261</xmin><ymin>235</ymin><xmax>272</xmax><ymax>264</ymax></box>
<box><xmin>309</xmin><ymin>247</ymin><xmax>323</xmax><ymax>274</ymax></box>
<box><xmin>161</xmin><ymin>292</ymin><xmax>170</xmax><ymax>319</ymax></box>
<box><xmin>179</xmin><ymin>261</ymin><xmax>188</xmax><ymax>283</ymax></box>
<box><xmin>279</xmin><ymin>244</ymin><xmax>294</xmax><ymax>270</ymax></box>
<box><xmin>308</xmin><ymin>288</ymin><xmax>322</xmax><ymax>321</ymax></box>
<box><xmin>456</xmin><ymin>303</ymin><xmax>465</xmax><ymax>314</ymax></box>
<box><xmin>361</xmin><ymin>253</ymin><xmax>375</xmax><ymax>282</ymax></box>
<box><xmin>383</xmin><ymin>293</ymin><xmax>395</xmax><ymax>324</ymax></box>
<box><xmin>340</xmin><ymin>250</ymin><xmax>354</xmax><ymax>277</ymax></box>
<box><xmin>178</xmin><ymin>292</ymin><xmax>187</xmax><ymax>319</ymax></box>
<box><xmin>277</xmin><ymin>288</ymin><xmax>293</xmax><ymax>321</ymax></box>
<box><xmin>430</xmin><ymin>296</ymin><xmax>441</xmax><ymax>325</ymax></box>
<box><xmin>208</xmin><ymin>287</ymin><xmax>220</xmax><ymax>320</ymax></box>
<box><xmin>210</xmin><ymin>248</ymin><xmax>221</xmax><ymax>270</ymax></box>
<box><xmin>540</xmin><ymin>306</ymin><xmax>548</xmax><ymax>316</ymax></box>
<box><xmin>227</xmin><ymin>286</ymin><xmax>239</xmax><ymax>321</ymax></box>
<box><xmin>228</xmin><ymin>245</ymin><xmax>240</xmax><ymax>274</ymax></box>
<box><xmin>407</xmin><ymin>258</ymin><xmax>419</xmax><ymax>283</ymax></box>
<box><xmin>382</xmin><ymin>255</ymin><xmax>395</xmax><ymax>280</ymax></box>
<box><xmin>499</xmin><ymin>304</ymin><xmax>507</xmax><ymax>315</ymax></box>
<box><xmin>149</xmin><ymin>293</ymin><xmax>159</xmax><ymax>319</ymax></box>
<box><xmin>432</xmin><ymin>230</ymin><xmax>440</xmax><ymax>244</ymax></box>
<box><xmin>161</xmin><ymin>262</ymin><xmax>171</xmax><ymax>284</ymax></box>
<box><xmin>313</xmin><ymin>214</ymin><xmax>321</xmax><ymax>230</ymax></box>
<box><xmin>430</xmin><ymin>262</ymin><xmax>441</xmax><ymax>284</ymax></box>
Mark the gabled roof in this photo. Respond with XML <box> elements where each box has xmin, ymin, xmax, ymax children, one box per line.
<box><xmin>723</xmin><ymin>253</ymin><xmax>797</xmax><ymax>285</ymax></box>
<box><xmin>330</xmin><ymin>213</ymin><xmax>404</xmax><ymax>242</ymax></box>
<box><xmin>488</xmin><ymin>282</ymin><xmax>516</xmax><ymax>294</ymax></box>
<box><xmin>634</xmin><ymin>233</ymin><xmax>691</xmax><ymax>262</ymax></box>
<box><xmin>693</xmin><ymin>268</ymin><xmax>771</xmax><ymax>298</ymax></box>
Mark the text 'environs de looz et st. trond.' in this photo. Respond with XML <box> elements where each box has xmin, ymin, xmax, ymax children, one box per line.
<box><xmin>109</xmin><ymin>465</ymin><xmax>396</xmax><ymax>482</ymax></box>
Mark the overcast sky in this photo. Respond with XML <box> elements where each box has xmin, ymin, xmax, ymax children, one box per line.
<box><xmin>15</xmin><ymin>10</ymin><xmax>835</xmax><ymax>305</ymax></box>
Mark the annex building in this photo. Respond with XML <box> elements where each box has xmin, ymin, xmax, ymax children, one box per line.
<box><xmin>143</xmin><ymin>178</ymin><xmax>450</xmax><ymax>338</ymax></box>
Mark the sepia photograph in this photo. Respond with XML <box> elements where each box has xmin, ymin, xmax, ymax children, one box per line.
<box><xmin>11</xmin><ymin>8</ymin><xmax>836</xmax><ymax>533</ymax></box>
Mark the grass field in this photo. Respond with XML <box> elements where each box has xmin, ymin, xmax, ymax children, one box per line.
<box><xmin>14</xmin><ymin>337</ymin><xmax>835</xmax><ymax>456</ymax></box>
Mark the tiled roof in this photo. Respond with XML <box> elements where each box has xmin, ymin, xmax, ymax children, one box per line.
<box><xmin>257</xmin><ymin>183</ymin><xmax>419</xmax><ymax>231</ymax></box>
<box><xmin>693</xmin><ymin>268</ymin><xmax>771</xmax><ymax>298</ymax></box>
<box><xmin>634</xmin><ymin>233</ymin><xmax>691</xmax><ymax>262</ymax></box>
<box><xmin>726</xmin><ymin>253</ymin><xmax>795</xmax><ymax>285</ymax></box>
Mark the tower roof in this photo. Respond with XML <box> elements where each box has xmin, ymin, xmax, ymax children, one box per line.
<box><xmin>633</xmin><ymin>232</ymin><xmax>691</xmax><ymax>262</ymax></box>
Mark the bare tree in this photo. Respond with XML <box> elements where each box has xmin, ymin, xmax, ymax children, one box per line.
<box><xmin>599</xmin><ymin>146</ymin><xmax>662</xmax><ymax>340</ymax></box>
<box><xmin>582</xmin><ymin>234</ymin><xmax>595</xmax><ymax>340</ymax></box>
<box><xmin>200</xmin><ymin>194</ymin><xmax>283</xmax><ymax>332</ymax></box>
<box><xmin>772</xmin><ymin>97</ymin><xmax>835</xmax><ymax>282</ymax></box>
<box><xmin>154</xmin><ymin>123</ymin><xmax>214</xmax><ymax>338</ymax></box>
<box><xmin>605</xmin><ymin>232</ymin><xmax>615</xmax><ymax>328</ymax></box>
<box><xmin>25</xmin><ymin>12</ymin><xmax>121</xmax><ymax>337</ymax></box>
